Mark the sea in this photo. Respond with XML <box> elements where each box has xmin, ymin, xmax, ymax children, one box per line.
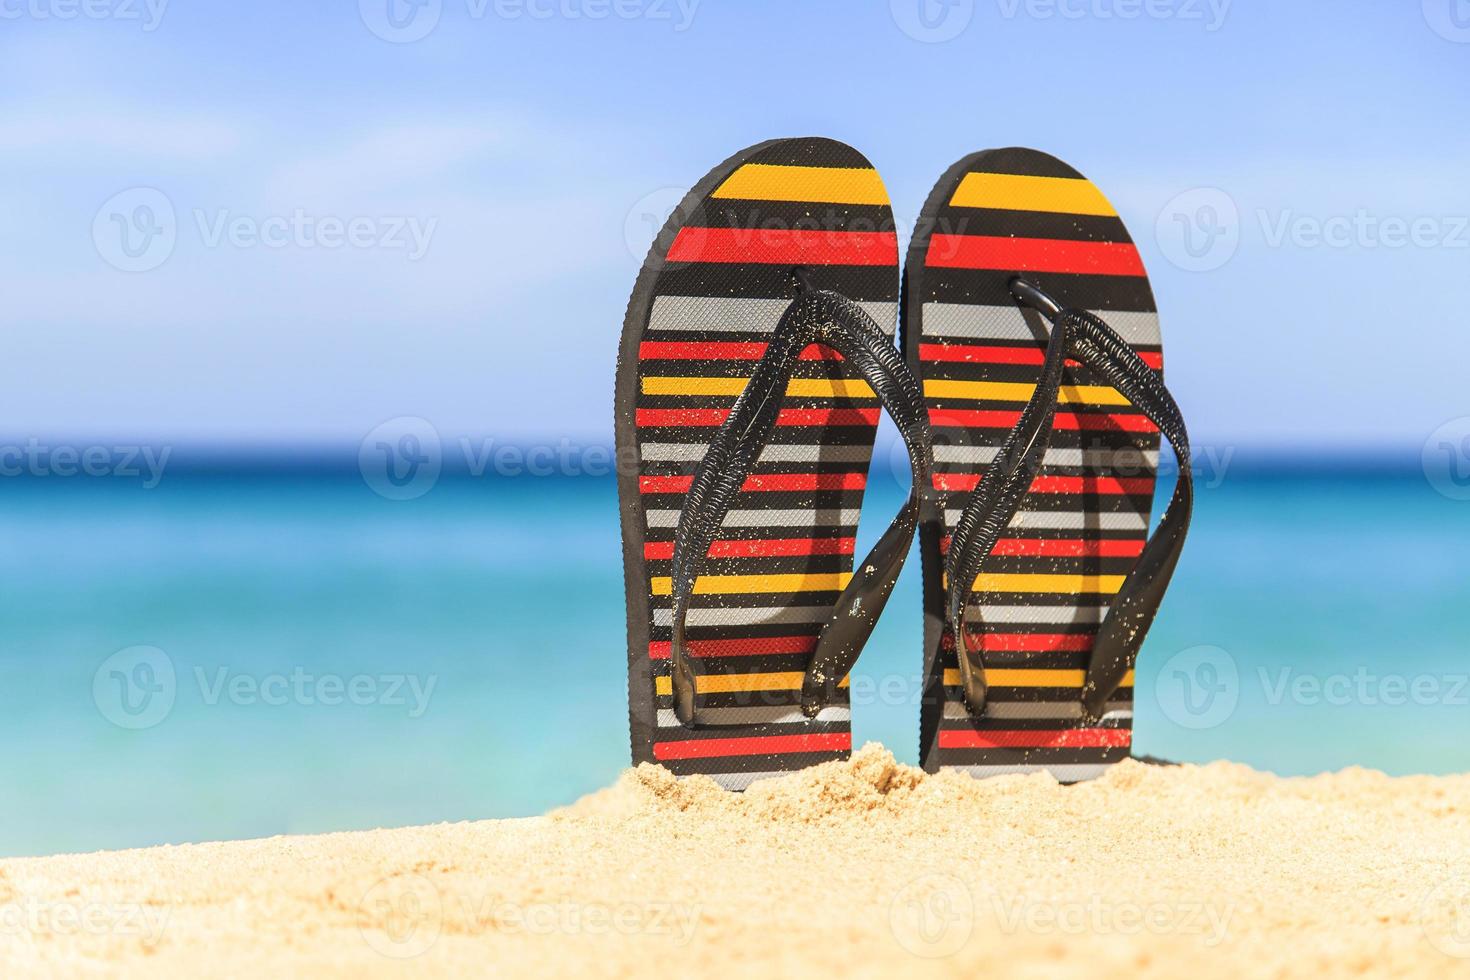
<box><xmin>3</xmin><ymin>442</ymin><xmax>1467</xmax><ymax>857</ymax></box>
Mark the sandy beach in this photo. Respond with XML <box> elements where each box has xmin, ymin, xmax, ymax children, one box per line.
<box><xmin>4</xmin><ymin>744</ymin><xmax>1469</xmax><ymax>977</ymax></box>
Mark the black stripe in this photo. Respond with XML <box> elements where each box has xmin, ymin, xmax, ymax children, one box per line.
<box><xmin>918</xmin><ymin>362</ymin><xmax>1161</xmax><ymax>387</ymax></box>
<box><xmin>922</xmin><ymin>269</ymin><xmax>1156</xmax><ymax>311</ymax></box>
<box><xmin>939</xmin><ymin>715</ymin><xmax>1131</xmax><ymax>732</ymax></box>
<box><xmin>655</xmin><ymin>690</ymin><xmax>828</xmax><ymax>711</ymax></box>
<box><xmin>645</xmin><ymin>555</ymin><xmax>855</xmax><ymax>576</ymax></box>
<box><xmin>746</xmin><ymin>138</ymin><xmax>873</xmax><ymax>169</ymax></box>
<box><xmin>655</xmin><ymin>264</ymin><xmax>898</xmax><ymax>303</ymax></box>
<box><xmin>935</xmin><ymin>651</ymin><xmax>1095</xmax><ymax>670</ymax></box>
<box><xmin>640</xmin><ymin>329</ymin><xmax>897</xmax><ymax>346</ymax></box>
<box><xmin>637</xmin><ymin>426</ymin><xmax>882</xmax><ymax>447</ymax></box>
<box><xmin>637</xmin><ymin>394</ymin><xmax>877</xmax><ymax>409</ymax></box>
<box><xmin>654</xmin><ymin>751</ymin><xmax>849</xmax><ymax>778</ymax></box>
<box><xmin>923</xmin><ymin>207</ymin><xmax>1131</xmax><ymax>244</ymax></box>
<box><xmin>928</xmin><ymin>430</ymin><xmax>1162</xmax><ymax>455</ymax></box>
<box><xmin>637</xmin><ymin>459</ymin><xmax>876</xmax><ymax>478</ymax></box>
<box><xmin>940</xmin><ymin>555</ymin><xmax>1145</xmax><ymax>576</ymax></box>
<box><xmin>966</xmin><ymin>147</ymin><xmax>1085</xmax><ymax>180</ymax></box>
<box><xmin>932</xmin><ymin>747</ymin><xmax>1132</xmax><ymax>767</ymax></box>
<box><xmin>689</xmin><ymin>199</ymin><xmax>895</xmax><ymax>234</ymax></box>
<box><xmin>635</xmin><ymin>360</ymin><xmax>884</xmax><ymax>381</ymax></box>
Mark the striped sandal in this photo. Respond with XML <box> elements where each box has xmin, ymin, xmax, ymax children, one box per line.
<box><xmin>617</xmin><ymin>137</ymin><xmax>933</xmax><ymax>789</ymax></box>
<box><xmin>904</xmin><ymin>148</ymin><xmax>1193</xmax><ymax>782</ymax></box>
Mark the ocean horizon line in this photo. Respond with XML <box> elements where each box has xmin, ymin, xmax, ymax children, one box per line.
<box><xmin>0</xmin><ymin>439</ymin><xmax>1440</xmax><ymax>484</ymax></box>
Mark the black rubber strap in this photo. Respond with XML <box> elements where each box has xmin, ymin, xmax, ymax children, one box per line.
<box><xmin>943</xmin><ymin>278</ymin><xmax>1192</xmax><ymax>721</ymax></box>
<box><xmin>942</xmin><ymin>300</ymin><xmax>1073</xmax><ymax>714</ymax></box>
<box><xmin>668</xmin><ymin>281</ymin><xmax>933</xmax><ymax>726</ymax></box>
<box><xmin>1065</xmin><ymin>309</ymin><xmax>1193</xmax><ymax>719</ymax></box>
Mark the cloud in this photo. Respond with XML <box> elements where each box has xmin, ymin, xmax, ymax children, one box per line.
<box><xmin>0</xmin><ymin>105</ymin><xmax>243</xmax><ymax>158</ymax></box>
<box><xmin>260</xmin><ymin>115</ymin><xmax>535</xmax><ymax>204</ymax></box>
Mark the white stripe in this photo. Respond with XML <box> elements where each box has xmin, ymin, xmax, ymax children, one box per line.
<box><xmin>641</xmin><ymin>442</ymin><xmax>874</xmax><ymax>464</ymax></box>
<box><xmin>647</xmin><ymin>507</ymin><xmax>861</xmax><ymax>529</ymax></box>
<box><xmin>657</xmin><ymin>706</ymin><xmax>850</xmax><ymax>727</ymax></box>
<box><xmin>921</xmin><ymin>303</ymin><xmax>1160</xmax><ymax>346</ymax></box>
<box><xmin>707</xmin><ymin>769</ymin><xmax>796</xmax><ymax>791</ymax></box>
<box><xmin>964</xmin><ymin>604</ymin><xmax>1107</xmax><ymax>624</ymax></box>
<box><xmin>934</xmin><ymin>445</ymin><xmax>1159</xmax><ymax>468</ymax></box>
<box><xmin>944</xmin><ymin>509</ymin><xmax>1149</xmax><ymax>531</ymax></box>
<box><xmin>653</xmin><ymin>606</ymin><xmax>833</xmax><ymax>627</ymax></box>
<box><xmin>942</xmin><ymin>701</ymin><xmax>1131</xmax><ymax>721</ymax></box>
<box><xmin>650</xmin><ymin>296</ymin><xmax>898</xmax><ymax>336</ymax></box>
<box><xmin>949</xmin><ymin>763</ymin><xmax>1114</xmax><ymax>782</ymax></box>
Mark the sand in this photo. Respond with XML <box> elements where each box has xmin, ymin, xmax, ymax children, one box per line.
<box><xmin>4</xmin><ymin>744</ymin><xmax>1470</xmax><ymax>978</ymax></box>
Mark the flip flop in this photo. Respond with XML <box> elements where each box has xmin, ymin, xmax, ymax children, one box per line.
<box><xmin>617</xmin><ymin>137</ymin><xmax>932</xmax><ymax>789</ymax></box>
<box><xmin>904</xmin><ymin>148</ymin><xmax>1193</xmax><ymax>782</ymax></box>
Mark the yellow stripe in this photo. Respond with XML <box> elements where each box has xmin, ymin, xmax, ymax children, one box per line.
<box><xmin>655</xmin><ymin>673</ymin><xmax>851</xmax><ymax>696</ymax></box>
<box><xmin>651</xmin><ymin>573</ymin><xmax>852</xmax><ymax>596</ymax></box>
<box><xmin>712</xmin><ymin>164</ymin><xmax>889</xmax><ymax>205</ymax></box>
<box><xmin>949</xmin><ymin>172</ymin><xmax>1117</xmax><ymax>216</ymax></box>
<box><xmin>641</xmin><ymin>376</ymin><xmax>876</xmax><ymax>399</ymax></box>
<box><xmin>943</xmin><ymin>573</ymin><xmax>1125</xmax><ymax>594</ymax></box>
<box><xmin>923</xmin><ymin>379</ymin><xmax>1129</xmax><ymax>407</ymax></box>
<box><xmin>942</xmin><ymin>668</ymin><xmax>1136</xmax><ymax>688</ymax></box>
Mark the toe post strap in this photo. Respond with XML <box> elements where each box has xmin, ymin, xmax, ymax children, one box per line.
<box><xmin>670</xmin><ymin>276</ymin><xmax>934</xmax><ymax>727</ymax></box>
<box><xmin>943</xmin><ymin>278</ymin><xmax>1193</xmax><ymax>722</ymax></box>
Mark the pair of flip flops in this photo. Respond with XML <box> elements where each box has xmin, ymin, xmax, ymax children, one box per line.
<box><xmin>616</xmin><ymin>137</ymin><xmax>1191</xmax><ymax>789</ymax></box>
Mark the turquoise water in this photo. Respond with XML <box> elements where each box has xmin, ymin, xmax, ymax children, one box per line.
<box><xmin>3</xmin><ymin>453</ymin><xmax>1468</xmax><ymax>857</ymax></box>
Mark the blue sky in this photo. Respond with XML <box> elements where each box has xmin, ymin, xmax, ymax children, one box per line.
<box><xmin>2</xmin><ymin>0</ymin><xmax>1467</xmax><ymax>451</ymax></box>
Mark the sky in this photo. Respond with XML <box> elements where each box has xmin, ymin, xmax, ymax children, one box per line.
<box><xmin>2</xmin><ymin>0</ymin><xmax>1468</xmax><ymax>453</ymax></box>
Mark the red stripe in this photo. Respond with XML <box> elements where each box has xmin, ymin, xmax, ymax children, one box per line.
<box><xmin>937</xmin><ymin>728</ymin><xmax>1130</xmax><ymax>749</ymax></box>
<box><xmin>667</xmin><ymin>227</ymin><xmax>898</xmax><ymax>267</ymax></box>
<box><xmin>653</xmin><ymin>732</ymin><xmax>851</xmax><ymax>761</ymax></box>
<box><xmin>940</xmin><ymin>633</ymin><xmax>1095</xmax><ymax>653</ymax></box>
<box><xmin>644</xmin><ymin>537</ymin><xmax>856</xmax><ymax>560</ymax></box>
<box><xmin>640</xmin><ymin>472</ymin><xmax>866</xmax><ymax>494</ymax></box>
<box><xmin>638</xmin><ymin>341</ymin><xmax>843</xmax><ymax>362</ymax></box>
<box><xmin>637</xmin><ymin>407</ymin><xmax>880</xmax><ymax>428</ymax></box>
<box><xmin>648</xmin><ymin>635</ymin><xmax>819</xmax><ymax>660</ymax></box>
<box><xmin>925</xmin><ymin>235</ymin><xmax>1145</xmax><ymax>277</ymax></box>
<box><xmin>928</xmin><ymin>409</ymin><xmax>1157</xmax><ymax>434</ymax></box>
<box><xmin>933</xmin><ymin>474</ymin><xmax>1154</xmax><ymax>495</ymax></box>
<box><xmin>919</xmin><ymin>343</ymin><xmax>1163</xmax><ymax>370</ymax></box>
<box><xmin>939</xmin><ymin>537</ymin><xmax>1145</xmax><ymax>558</ymax></box>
